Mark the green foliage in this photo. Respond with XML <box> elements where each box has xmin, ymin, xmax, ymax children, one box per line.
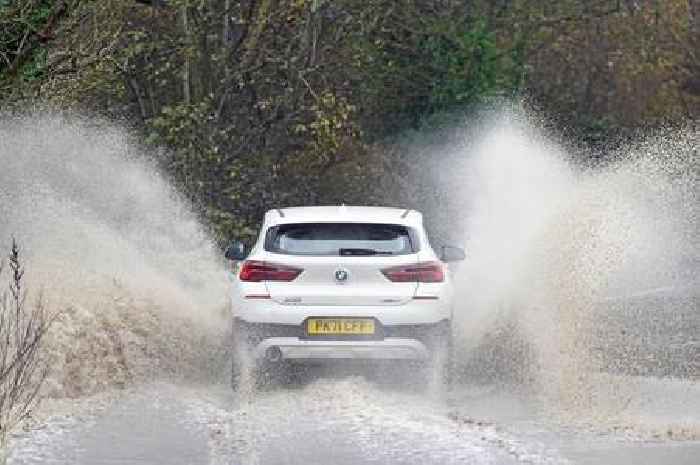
<box><xmin>28</xmin><ymin>2</ymin><xmax>51</xmax><ymax>23</ymax></box>
<box><xmin>347</xmin><ymin>2</ymin><xmax>525</xmax><ymax>135</ymax></box>
<box><xmin>424</xmin><ymin>21</ymin><xmax>508</xmax><ymax>112</ymax></box>
<box><xmin>0</xmin><ymin>0</ymin><xmax>58</xmax><ymax>98</ymax></box>
<box><xmin>1</xmin><ymin>0</ymin><xmax>696</xmax><ymax>240</ymax></box>
<box><xmin>20</xmin><ymin>47</ymin><xmax>46</xmax><ymax>82</ymax></box>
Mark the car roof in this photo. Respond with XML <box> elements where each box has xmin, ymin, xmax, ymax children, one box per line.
<box><xmin>263</xmin><ymin>206</ymin><xmax>423</xmax><ymax>227</ymax></box>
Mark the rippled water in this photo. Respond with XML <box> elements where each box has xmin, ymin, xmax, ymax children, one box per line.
<box><xmin>0</xmin><ymin>111</ymin><xmax>697</xmax><ymax>464</ymax></box>
<box><xmin>7</xmin><ymin>377</ymin><xmax>700</xmax><ymax>465</ymax></box>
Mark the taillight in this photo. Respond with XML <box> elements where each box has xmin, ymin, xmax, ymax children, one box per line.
<box><xmin>239</xmin><ymin>260</ymin><xmax>302</xmax><ymax>282</ymax></box>
<box><xmin>381</xmin><ymin>261</ymin><xmax>444</xmax><ymax>283</ymax></box>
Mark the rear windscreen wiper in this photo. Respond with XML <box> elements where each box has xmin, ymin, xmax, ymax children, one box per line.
<box><xmin>339</xmin><ymin>248</ymin><xmax>394</xmax><ymax>256</ymax></box>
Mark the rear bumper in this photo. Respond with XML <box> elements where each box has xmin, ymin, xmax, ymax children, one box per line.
<box><xmin>234</xmin><ymin>318</ymin><xmax>449</xmax><ymax>361</ymax></box>
<box><xmin>254</xmin><ymin>337</ymin><xmax>429</xmax><ymax>360</ymax></box>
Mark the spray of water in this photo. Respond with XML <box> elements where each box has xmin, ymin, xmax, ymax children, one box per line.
<box><xmin>448</xmin><ymin>110</ymin><xmax>698</xmax><ymax>437</ymax></box>
<box><xmin>0</xmin><ymin>113</ymin><xmax>229</xmax><ymax>397</ymax></box>
<box><xmin>1</xmin><ymin>109</ymin><xmax>696</xmax><ymax>445</ymax></box>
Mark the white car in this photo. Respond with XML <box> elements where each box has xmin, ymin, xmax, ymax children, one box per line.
<box><xmin>225</xmin><ymin>206</ymin><xmax>465</xmax><ymax>387</ymax></box>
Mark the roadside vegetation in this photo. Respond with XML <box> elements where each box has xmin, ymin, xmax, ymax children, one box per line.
<box><xmin>1</xmin><ymin>1</ymin><xmax>698</xmax><ymax>242</ymax></box>
<box><xmin>0</xmin><ymin>1</ymin><xmax>697</xmax><ymax>450</ymax></box>
<box><xmin>0</xmin><ymin>240</ymin><xmax>53</xmax><ymax>458</ymax></box>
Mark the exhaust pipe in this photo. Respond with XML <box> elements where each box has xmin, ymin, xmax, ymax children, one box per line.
<box><xmin>265</xmin><ymin>346</ymin><xmax>283</xmax><ymax>363</ymax></box>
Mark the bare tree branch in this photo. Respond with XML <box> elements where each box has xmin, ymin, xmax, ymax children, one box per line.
<box><xmin>0</xmin><ymin>240</ymin><xmax>56</xmax><ymax>447</ymax></box>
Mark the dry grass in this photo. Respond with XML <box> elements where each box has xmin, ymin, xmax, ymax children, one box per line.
<box><xmin>0</xmin><ymin>240</ymin><xmax>55</xmax><ymax>452</ymax></box>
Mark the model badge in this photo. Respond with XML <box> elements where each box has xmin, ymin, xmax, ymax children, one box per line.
<box><xmin>334</xmin><ymin>268</ymin><xmax>349</xmax><ymax>283</ymax></box>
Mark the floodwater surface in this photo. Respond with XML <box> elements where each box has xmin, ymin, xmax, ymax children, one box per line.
<box><xmin>1</xmin><ymin>112</ymin><xmax>697</xmax><ymax>465</ymax></box>
<box><xmin>7</xmin><ymin>377</ymin><xmax>700</xmax><ymax>465</ymax></box>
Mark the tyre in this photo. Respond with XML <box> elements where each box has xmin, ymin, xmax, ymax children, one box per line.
<box><xmin>252</xmin><ymin>359</ymin><xmax>290</xmax><ymax>388</ymax></box>
<box><xmin>231</xmin><ymin>319</ymin><xmax>292</xmax><ymax>390</ymax></box>
<box><xmin>230</xmin><ymin>354</ymin><xmax>243</xmax><ymax>390</ymax></box>
<box><xmin>438</xmin><ymin>328</ymin><xmax>455</xmax><ymax>388</ymax></box>
<box><xmin>429</xmin><ymin>322</ymin><xmax>455</xmax><ymax>390</ymax></box>
<box><xmin>232</xmin><ymin>353</ymin><xmax>288</xmax><ymax>391</ymax></box>
<box><xmin>230</xmin><ymin>319</ymin><xmax>250</xmax><ymax>391</ymax></box>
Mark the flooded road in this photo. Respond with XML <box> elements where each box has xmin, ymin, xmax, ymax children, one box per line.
<box><xmin>7</xmin><ymin>375</ymin><xmax>700</xmax><ymax>465</ymax></box>
<box><xmin>1</xmin><ymin>115</ymin><xmax>697</xmax><ymax>465</ymax></box>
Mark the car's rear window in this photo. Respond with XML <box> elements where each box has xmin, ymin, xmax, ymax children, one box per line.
<box><xmin>265</xmin><ymin>223</ymin><xmax>417</xmax><ymax>256</ymax></box>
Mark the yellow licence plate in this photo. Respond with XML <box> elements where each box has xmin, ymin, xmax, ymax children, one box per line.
<box><xmin>306</xmin><ymin>318</ymin><xmax>375</xmax><ymax>335</ymax></box>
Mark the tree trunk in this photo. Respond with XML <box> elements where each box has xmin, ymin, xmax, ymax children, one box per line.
<box><xmin>690</xmin><ymin>0</ymin><xmax>700</xmax><ymax>46</ymax></box>
<box><xmin>223</xmin><ymin>0</ymin><xmax>231</xmax><ymax>45</ymax></box>
<box><xmin>181</xmin><ymin>4</ymin><xmax>191</xmax><ymax>105</ymax></box>
<box><xmin>682</xmin><ymin>0</ymin><xmax>700</xmax><ymax>98</ymax></box>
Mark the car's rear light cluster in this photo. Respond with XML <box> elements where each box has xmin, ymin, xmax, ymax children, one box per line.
<box><xmin>239</xmin><ymin>260</ymin><xmax>302</xmax><ymax>282</ymax></box>
<box><xmin>381</xmin><ymin>261</ymin><xmax>444</xmax><ymax>283</ymax></box>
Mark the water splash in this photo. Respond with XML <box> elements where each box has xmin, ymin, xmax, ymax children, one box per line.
<box><xmin>1</xmin><ymin>109</ymin><xmax>696</xmax><ymax>445</ymax></box>
<box><xmin>0</xmin><ymin>113</ymin><xmax>229</xmax><ymax>396</ymax></box>
<box><xmin>449</xmin><ymin>110</ymin><xmax>698</xmax><ymax>435</ymax></box>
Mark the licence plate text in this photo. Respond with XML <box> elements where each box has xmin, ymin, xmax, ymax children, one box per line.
<box><xmin>306</xmin><ymin>318</ymin><xmax>375</xmax><ymax>335</ymax></box>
